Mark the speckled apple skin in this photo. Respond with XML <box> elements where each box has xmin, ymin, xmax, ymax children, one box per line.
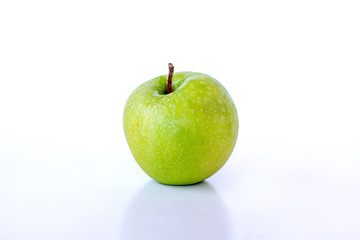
<box><xmin>123</xmin><ymin>72</ymin><xmax>238</xmax><ymax>185</ymax></box>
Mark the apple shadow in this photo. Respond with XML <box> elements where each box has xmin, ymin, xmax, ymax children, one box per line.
<box><xmin>121</xmin><ymin>181</ymin><xmax>234</xmax><ymax>240</ymax></box>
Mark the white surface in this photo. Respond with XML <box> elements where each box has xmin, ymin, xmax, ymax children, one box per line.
<box><xmin>1</xmin><ymin>0</ymin><xmax>360</xmax><ymax>239</ymax></box>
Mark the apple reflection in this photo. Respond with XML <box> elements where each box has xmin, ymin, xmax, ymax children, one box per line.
<box><xmin>122</xmin><ymin>181</ymin><xmax>233</xmax><ymax>240</ymax></box>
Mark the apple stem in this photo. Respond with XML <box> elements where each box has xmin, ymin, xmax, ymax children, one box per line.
<box><xmin>167</xmin><ymin>63</ymin><xmax>174</xmax><ymax>94</ymax></box>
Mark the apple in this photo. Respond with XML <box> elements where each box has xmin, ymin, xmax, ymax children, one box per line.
<box><xmin>123</xmin><ymin>63</ymin><xmax>238</xmax><ymax>185</ymax></box>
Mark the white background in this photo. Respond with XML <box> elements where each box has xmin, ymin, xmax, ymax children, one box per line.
<box><xmin>0</xmin><ymin>0</ymin><xmax>360</xmax><ymax>239</ymax></box>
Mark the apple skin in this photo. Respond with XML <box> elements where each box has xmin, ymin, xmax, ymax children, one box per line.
<box><xmin>123</xmin><ymin>72</ymin><xmax>238</xmax><ymax>185</ymax></box>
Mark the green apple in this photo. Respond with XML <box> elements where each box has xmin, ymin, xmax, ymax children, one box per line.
<box><xmin>123</xmin><ymin>64</ymin><xmax>238</xmax><ymax>185</ymax></box>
